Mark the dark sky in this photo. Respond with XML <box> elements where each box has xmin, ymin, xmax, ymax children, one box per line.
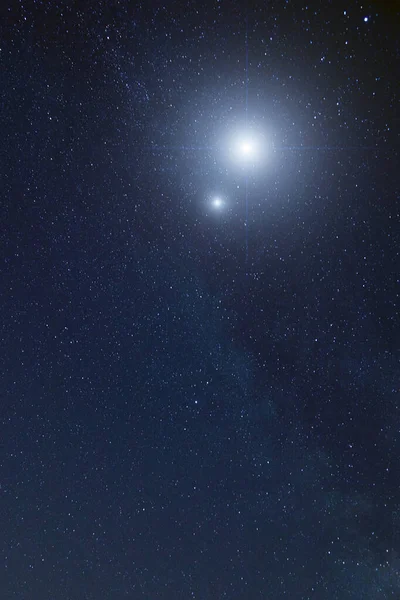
<box><xmin>1</xmin><ymin>0</ymin><xmax>399</xmax><ymax>598</ymax></box>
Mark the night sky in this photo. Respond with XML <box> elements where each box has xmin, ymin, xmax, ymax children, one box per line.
<box><xmin>1</xmin><ymin>0</ymin><xmax>399</xmax><ymax>598</ymax></box>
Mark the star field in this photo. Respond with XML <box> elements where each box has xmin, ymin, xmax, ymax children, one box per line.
<box><xmin>0</xmin><ymin>1</ymin><xmax>399</xmax><ymax>599</ymax></box>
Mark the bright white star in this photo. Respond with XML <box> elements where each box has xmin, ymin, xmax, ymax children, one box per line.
<box><xmin>235</xmin><ymin>138</ymin><xmax>259</xmax><ymax>161</ymax></box>
<box><xmin>226</xmin><ymin>130</ymin><xmax>267</xmax><ymax>168</ymax></box>
<box><xmin>240</xmin><ymin>141</ymin><xmax>253</xmax><ymax>155</ymax></box>
<box><xmin>213</xmin><ymin>121</ymin><xmax>274</xmax><ymax>174</ymax></box>
<box><xmin>212</xmin><ymin>196</ymin><xmax>223</xmax><ymax>209</ymax></box>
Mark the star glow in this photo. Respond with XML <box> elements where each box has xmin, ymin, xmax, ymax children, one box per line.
<box><xmin>211</xmin><ymin>196</ymin><xmax>224</xmax><ymax>209</ymax></box>
<box><xmin>240</xmin><ymin>141</ymin><xmax>253</xmax><ymax>155</ymax></box>
<box><xmin>234</xmin><ymin>137</ymin><xmax>259</xmax><ymax>161</ymax></box>
<box><xmin>217</xmin><ymin>125</ymin><xmax>272</xmax><ymax>171</ymax></box>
